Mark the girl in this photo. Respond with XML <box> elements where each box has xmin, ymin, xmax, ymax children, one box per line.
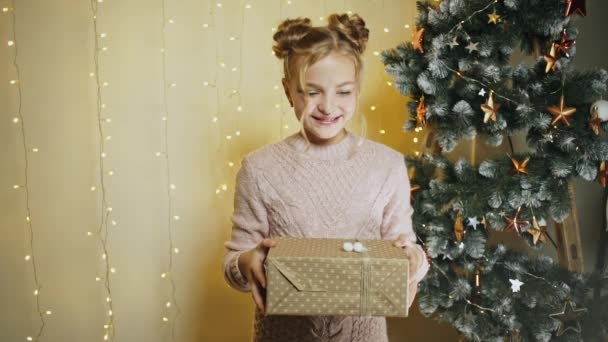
<box><xmin>223</xmin><ymin>13</ymin><xmax>429</xmax><ymax>342</ymax></box>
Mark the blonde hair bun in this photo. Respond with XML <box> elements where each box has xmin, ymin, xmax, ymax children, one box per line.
<box><xmin>272</xmin><ymin>18</ymin><xmax>313</xmax><ymax>59</ymax></box>
<box><xmin>327</xmin><ymin>13</ymin><xmax>369</xmax><ymax>54</ymax></box>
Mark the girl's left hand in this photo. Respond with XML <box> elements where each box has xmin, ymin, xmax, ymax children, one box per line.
<box><xmin>392</xmin><ymin>233</ymin><xmax>422</xmax><ymax>309</ymax></box>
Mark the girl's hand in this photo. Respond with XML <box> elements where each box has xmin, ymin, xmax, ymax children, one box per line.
<box><xmin>392</xmin><ymin>234</ymin><xmax>422</xmax><ymax>309</ymax></box>
<box><xmin>237</xmin><ymin>238</ymin><xmax>278</xmax><ymax>315</ymax></box>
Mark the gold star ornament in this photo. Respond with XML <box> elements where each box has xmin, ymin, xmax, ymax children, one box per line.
<box><xmin>511</xmin><ymin>156</ymin><xmax>530</xmax><ymax>175</ymax></box>
<box><xmin>416</xmin><ymin>96</ymin><xmax>427</xmax><ymax>127</ymax></box>
<box><xmin>487</xmin><ymin>10</ymin><xmax>500</xmax><ymax>24</ymax></box>
<box><xmin>589</xmin><ymin>103</ymin><xmax>603</xmax><ymax>135</ymax></box>
<box><xmin>544</xmin><ymin>43</ymin><xmax>559</xmax><ymax>74</ymax></box>
<box><xmin>481</xmin><ymin>91</ymin><xmax>500</xmax><ymax>124</ymax></box>
<box><xmin>454</xmin><ymin>213</ymin><xmax>465</xmax><ymax>242</ymax></box>
<box><xmin>547</xmin><ymin>95</ymin><xmax>576</xmax><ymax>126</ymax></box>
<box><xmin>527</xmin><ymin>216</ymin><xmax>547</xmax><ymax>245</ymax></box>
<box><xmin>549</xmin><ymin>300</ymin><xmax>587</xmax><ymax>336</ymax></box>
<box><xmin>412</xmin><ymin>27</ymin><xmax>425</xmax><ymax>53</ymax></box>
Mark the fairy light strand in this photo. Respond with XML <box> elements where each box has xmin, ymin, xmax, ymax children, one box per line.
<box><xmin>447</xmin><ymin>0</ymin><xmax>500</xmax><ymax>36</ymax></box>
<box><xmin>89</xmin><ymin>1</ymin><xmax>116</xmax><ymax>341</ymax></box>
<box><xmin>7</xmin><ymin>2</ymin><xmax>47</xmax><ymax>341</ymax></box>
<box><xmin>209</xmin><ymin>3</ymin><xmax>223</xmax><ymax>153</ymax></box>
<box><xmin>160</xmin><ymin>0</ymin><xmax>181</xmax><ymax>339</ymax></box>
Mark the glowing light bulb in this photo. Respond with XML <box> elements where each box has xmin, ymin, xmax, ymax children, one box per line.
<box><xmin>2</xmin><ymin>7</ymin><xmax>10</xmax><ymax>12</ymax></box>
<box><xmin>111</xmin><ymin>220</ymin><xmax>117</xmax><ymax>226</ymax></box>
<box><xmin>8</xmin><ymin>40</ymin><xmax>14</xmax><ymax>46</ymax></box>
<box><xmin>166</xmin><ymin>301</ymin><xmax>171</xmax><ymax>308</ymax></box>
<box><xmin>13</xmin><ymin>117</ymin><xmax>19</xmax><ymax>123</ymax></box>
<box><xmin>235</xmin><ymin>131</ymin><xmax>240</xmax><ymax>136</ymax></box>
<box><xmin>108</xmin><ymin>171</ymin><xmax>114</xmax><ymax>176</ymax></box>
<box><xmin>100</xmin><ymin>33</ymin><xmax>107</xmax><ymax>38</ymax></box>
<box><xmin>173</xmin><ymin>215</ymin><xmax>180</xmax><ymax>220</ymax></box>
<box><xmin>216</xmin><ymin>3</ymin><xmax>223</xmax><ymax>7</ymax></box>
<box><xmin>13</xmin><ymin>185</ymin><xmax>20</xmax><ymax>189</ymax></box>
<box><xmin>229</xmin><ymin>36</ymin><xmax>236</xmax><ymax>41</ymax></box>
<box><xmin>103</xmin><ymin>82</ymin><xmax>109</xmax><ymax>87</ymax></box>
<box><xmin>161</xmin><ymin>273</ymin><xmax>167</xmax><ymax>278</ymax></box>
<box><xmin>383</xmin><ymin>28</ymin><xmax>389</xmax><ymax>33</ymax></box>
<box><xmin>163</xmin><ymin>317</ymin><xmax>169</xmax><ymax>322</ymax></box>
<box><xmin>87</xmin><ymin>231</ymin><xmax>93</xmax><ymax>236</ymax></box>
<box><xmin>101</xmin><ymin>152</ymin><xmax>107</xmax><ymax>158</ymax></box>
<box><xmin>373</xmin><ymin>51</ymin><xmax>379</xmax><ymax>56</ymax></box>
<box><xmin>236</xmin><ymin>106</ymin><xmax>243</xmax><ymax>112</ymax></box>
<box><xmin>221</xmin><ymin>184</ymin><xmax>228</xmax><ymax>191</ymax></box>
<box><xmin>404</xmin><ymin>24</ymin><xmax>411</xmax><ymax>29</ymax></box>
<box><xmin>226</xmin><ymin>135</ymin><xmax>232</xmax><ymax>140</ymax></box>
<box><xmin>10</xmin><ymin>80</ymin><xmax>17</xmax><ymax>85</ymax></box>
<box><xmin>379</xmin><ymin>129</ymin><xmax>386</xmax><ymax>135</ymax></box>
<box><xmin>413</xmin><ymin>137</ymin><xmax>419</xmax><ymax>143</ymax></box>
<box><xmin>370</xmin><ymin>106</ymin><xmax>376</xmax><ymax>111</ymax></box>
<box><xmin>173</xmin><ymin>248</ymin><xmax>179</xmax><ymax>254</ymax></box>
<box><xmin>110</xmin><ymin>267</ymin><xmax>116</xmax><ymax>273</ymax></box>
<box><xmin>24</xmin><ymin>255</ymin><xmax>31</xmax><ymax>261</ymax></box>
<box><xmin>33</xmin><ymin>289</ymin><xmax>39</xmax><ymax>295</ymax></box>
<box><xmin>203</xmin><ymin>23</ymin><xmax>209</xmax><ymax>28</ymax></box>
<box><xmin>170</xmin><ymin>184</ymin><xmax>176</xmax><ymax>190</ymax></box>
<box><xmin>228</xmin><ymin>162</ymin><xmax>234</xmax><ymax>167</ymax></box>
<box><xmin>387</xmin><ymin>81</ymin><xmax>393</xmax><ymax>86</ymax></box>
<box><xmin>32</xmin><ymin>148</ymin><xmax>38</xmax><ymax>152</ymax></box>
<box><xmin>45</xmin><ymin>310</ymin><xmax>52</xmax><ymax>315</ymax></box>
<box><xmin>245</xmin><ymin>4</ymin><xmax>251</xmax><ymax>9</ymax></box>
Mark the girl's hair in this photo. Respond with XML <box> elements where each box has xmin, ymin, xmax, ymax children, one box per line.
<box><xmin>272</xmin><ymin>13</ymin><xmax>369</xmax><ymax>151</ymax></box>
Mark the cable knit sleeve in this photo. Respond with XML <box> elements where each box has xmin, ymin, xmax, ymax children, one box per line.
<box><xmin>222</xmin><ymin>157</ymin><xmax>269</xmax><ymax>293</ymax></box>
<box><xmin>380</xmin><ymin>154</ymin><xmax>430</xmax><ymax>287</ymax></box>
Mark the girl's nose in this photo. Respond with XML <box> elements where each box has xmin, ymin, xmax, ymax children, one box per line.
<box><xmin>317</xmin><ymin>95</ymin><xmax>336</xmax><ymax>115</ymax></box>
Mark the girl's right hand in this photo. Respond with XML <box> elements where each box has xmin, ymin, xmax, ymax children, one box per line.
<box><xmin>237</xmin><ymin>238</ymin><xmax>278</xmax><ymax>315</ymax></box>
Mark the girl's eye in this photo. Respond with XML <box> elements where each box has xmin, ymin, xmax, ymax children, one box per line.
<box><xmin>307</xmin><ymin>92</ymin><xmax>319</xmax><ymax>96</ymax></box>
<box><xmin>338</xmin><ymin>91</ymin><xmax>352</xmax><ymax>95</ymax></box>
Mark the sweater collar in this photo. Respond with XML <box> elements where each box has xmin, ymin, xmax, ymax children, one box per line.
<box><xmin>283</xmin><ymin>130</ymin><xmax>362</xmax><ymax>161</ymax></box>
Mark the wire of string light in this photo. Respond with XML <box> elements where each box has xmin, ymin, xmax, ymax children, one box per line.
<box><xmin>88</xmin><ymin>1</ymin><xmax>117</xmax><ymax>341</ymax></box>
<box><xmin>159</xmin><ymin>0</ymin><xmax>181</xmax><ymax>339</ymax></box>
<box><xmin>5</xmin><ymin>1</ymin><xmax>48</xmax><ymax>341</ymax></box>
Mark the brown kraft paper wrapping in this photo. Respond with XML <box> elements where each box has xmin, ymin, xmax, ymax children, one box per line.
<box><xmin>264</xmin><ymin>237</ymin><xmax>410</xmax><ymax>317</ymax></box>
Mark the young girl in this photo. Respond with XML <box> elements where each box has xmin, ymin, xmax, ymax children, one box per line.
<box><xmin>223</xmin><ymin>13</ymin><xmax>429</xmax><ymax>342</ymax></box>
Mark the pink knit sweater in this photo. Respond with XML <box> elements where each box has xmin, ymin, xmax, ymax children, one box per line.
<box><xmin>223</xmin><ymin>130</ymin><xmax>430</xmax><ymax>342</ymax></box>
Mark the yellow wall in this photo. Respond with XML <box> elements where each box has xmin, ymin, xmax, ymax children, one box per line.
<box><xmin>0</xmin><ymin>0</ymin><xmax>462</xmax><ymax>341</ymax></box>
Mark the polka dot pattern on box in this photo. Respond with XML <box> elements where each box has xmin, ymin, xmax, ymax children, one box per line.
<box><xmin>265</xmin><ymin>237</ymin><xmax>409</xmax><ymax>317</ymax></box>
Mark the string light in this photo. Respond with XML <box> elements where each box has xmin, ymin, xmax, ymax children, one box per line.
<box><xmin>89</xmin><ymin>0</ymin><xmax>116</xmax><ymax>340</ymax></box>
<box><xmin>7</xmin><ymin>0</ymin><xmax>48</xmax><ymax>340</ymax></box>
<box><xmin>160</xmin><ymin>0</ymin><xmax>182</xmax><ymax>339</ymax></box>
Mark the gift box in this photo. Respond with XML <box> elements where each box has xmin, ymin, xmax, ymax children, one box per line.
<box><xmin>264</xmin><ymin>237</ymin><xmax>410</xmax><ymax>317</ymax></box>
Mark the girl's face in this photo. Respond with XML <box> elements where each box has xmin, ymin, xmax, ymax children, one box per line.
<box><xmin>283</xmin><ymin>52</ymin><xmax>358</xmax><ymax>145</ymax></box>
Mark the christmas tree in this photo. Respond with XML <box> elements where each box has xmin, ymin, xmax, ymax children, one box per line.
<box><xmin>382</xmin><ymin>0</ymin><xmax>608</xmax><ymax>340</ymax></box>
